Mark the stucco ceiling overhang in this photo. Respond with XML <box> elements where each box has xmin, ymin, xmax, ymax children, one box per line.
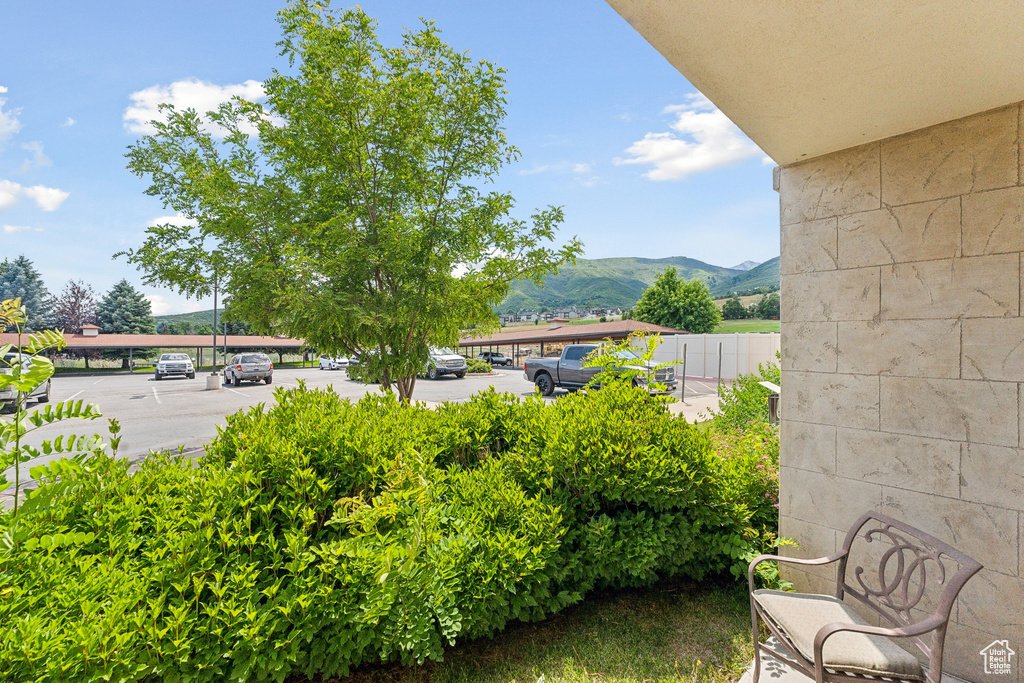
<box><xmin>606</xmin><ymin>1</ymin><xmax>1024</xmax><ymax>165</ymax></box>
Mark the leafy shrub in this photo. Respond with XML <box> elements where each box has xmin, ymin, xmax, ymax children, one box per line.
<box><xmin>0</xmin><ymin>384</ymin><xmax>778</xmax><ymax>682</ymax></box>
<box><xmin>465</xmin><ymin>358</ymin><xmax>491</xmax><ymax>373</ymax></box>
<box><xmin>711</xmin><ymin>356</ymin><xmax>780</xmax><ymax>429</ymax></box>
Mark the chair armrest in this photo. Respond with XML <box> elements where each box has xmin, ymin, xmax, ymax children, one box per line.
<box><xmin>747</xmin><ymin>551</ymin><xmax>847</xmax><ymax>593</ymax></box>
<box><xmin>811</xmin><ymin>615</ymin><xmax>946</xmax><ymax>680</ymax></box>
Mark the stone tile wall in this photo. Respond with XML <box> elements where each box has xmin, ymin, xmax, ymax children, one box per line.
<box><xmin>778</xmin><ymin>103</ymin><xmax>1024</xmax><ymax>683</ymax></box>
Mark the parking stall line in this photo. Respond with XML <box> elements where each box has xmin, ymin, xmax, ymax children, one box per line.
<box><xmin>65</xmin><ymin>390</ymin><xmax>84</xmax><ymax>401</ymax></box>
<box><xmin>92</xmin><ymin>379</ymin><xmax>104</xmax><ymax>385</ymax></box>
<box><xmin>225</xmin><ymin>387</ymin><xmax>246</xmax><ymax>396</ymax></box>
<box><xmin>151</xmin><ymin>387</ymin><xmax>161</xmax><ymax>404</ymax></box>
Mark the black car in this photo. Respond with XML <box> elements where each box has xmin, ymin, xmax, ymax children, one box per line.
<box><xmin>480</xmin><ymin>351</ymin><xmax>514</xmax><ymax>366</ymax></box>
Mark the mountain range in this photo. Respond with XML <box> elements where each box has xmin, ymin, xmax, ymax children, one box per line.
<box><xmin>497</xmin><ymin>255</ymin><xmax>779</xmax><ymax>312</ymax></box>
<box><xmin>154</xmin><ymin>255</ymin><xmax>781</xmax><ymax>320</ymax></box>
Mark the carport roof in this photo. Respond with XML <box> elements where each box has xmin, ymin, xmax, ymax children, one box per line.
<box><xmin>458</xmin><ymin>320</ymin><xmax>686</xmax><ymax>347</ymax></box>
<box><xmin>0</xmin><ymin>333</ymin><xmax>305</xmax><ymax>350</ymax></box>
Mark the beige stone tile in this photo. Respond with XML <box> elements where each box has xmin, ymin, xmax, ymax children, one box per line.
<box><xmin>779</xmin><ymin>142</ymin><xmax>881</xmax><ymax>225</ymax></box>
<box><xmin>957</xmin><ymin>569</ymin><xmax>1024</xmax><ymax>634</ymax></box>
<box><xmin>881</xmin><ymin>254</ymin><xmax>1020</xmax><ymax>320</ymax></box>
<box><xmin>781</xmin><ymin>370</ymin><xmax>879</xmax><ymax>429</ymax></box>
<box><xmin>881</xmin><ymin>105</ymin><xmax>1019</xmax><ymax>205</ymax></box>
<box><xmin>836</xmin><ymin>427</ymin><xmax>959</xmax><ymax>498</ymax></box>
<box><xmin>779</xmin><ymin>564</ymin><xmax>838</xmax><ymax>598</ymax></box>
<box><xmin>779</xmin><ymin>515</ymin><xmax>837</xmax><ymax>559</ymax></box>
<box><xmin>964</xmin><ymin>318</ymin><xmax>1024</xmax><ymax>381</ymax></box>
<box><xmin>963</xmin><ymin>185</ymin><xmax>1024</xmax><ymax>256</ymax></box>
<box><xmin>782</xmin><ymin>267</ymin><xmax>880</xmax><ymax>322</ymax></box>
<box><xmin>838</xmin><ymin>319</ymin><xmax>961</xmax><ymax>378</ymax></box>
<box><xmin>780</xmin><ymin>466</ymin><xmax>881</xmax><ymax>532</ymax></box>
<box><xmin>781</xmin><ymin>217</ymin><xmax>838</xmax><ymax>274</ymax></box>
<box><xmin>780</xmin><ymin>321</ymin><xmax>837</xmax><ymax>373</ymax></box>
<box><xmin>945</xmin><ymin>620</ymin><xmax>1017</xmax><ymax>683</ymax></box>
<box><xmin>879</xmin><ymin>376</ymin><xmax>1019</xmax><ymax>447</ymax></box>
<box><xmin>880</xmin><ymin>487</ymin><xmax>1019</xmax><ymax>576</ymax></box>
<box><xmin>961</xmin><ymin>443</ymin><xmax>1024</xmax><ymax>510</ymax></box>
<box><xmin>781</xmin><ymin>419</ymin><xmax>836</xmax><ymax>474</ymax></box>
<box><xmin>838</xmin><ymin>197</ymin><xmax>961</xmax><ymax>268</ymax></box>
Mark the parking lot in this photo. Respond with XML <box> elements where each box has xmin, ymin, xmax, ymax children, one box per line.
<box><xmin>2</xmin><ymin>366</ymin><xmax>722</xmax><ymax>502</ymax></box>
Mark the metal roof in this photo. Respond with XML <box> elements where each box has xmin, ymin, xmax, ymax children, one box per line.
<box><xmin>0</xmin><ymin>333</ymin><xmax>305</xmax><ymax>350</ymax></box>
<box><xmin>458</xmin><ymin>320</ymin><xmax>686</xmax><ymax>347</ymax></box>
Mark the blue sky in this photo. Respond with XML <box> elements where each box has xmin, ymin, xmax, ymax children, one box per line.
<box><xmin>0</xmin><ymin>0</ymin><xmax>779</xmax><ymax>315</ymax></box>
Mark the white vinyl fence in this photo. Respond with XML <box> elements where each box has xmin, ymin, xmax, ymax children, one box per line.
<box><xmin>648</xmin><ymin>333</ymin><xmax>780</xmax><ymax>380</ymax></box>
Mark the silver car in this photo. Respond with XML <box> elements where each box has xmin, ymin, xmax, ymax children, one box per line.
<box><xmin>224</xmin><ymin>353</ymin><xmax>274</xmax><ymax>385</ymax></box>
<box><xmin>0</xmin><ymin>352</ymin><xmax>51</xmax><ymax>411</ymax></box>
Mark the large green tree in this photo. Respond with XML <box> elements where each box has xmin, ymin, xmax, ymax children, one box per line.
<box><xmin>721</xmin><ymin>294</ymin><xmax>748</xmax><ymax>320</ymax></box>
<box><xmin>97</xmin><ymin>280</ymin><xmax>156</xmax><ymax>368</ymax></box>
<box><xmin>122</xmin><ymin>1</ymin><xmax>580</xmax><ymax>401</ymax></box>
<box><xmin>633</xmin><ymin>266</ymin><xmax>721</xmax><ymax>334</ymax></box>
<box><xmin>0</xmin><ymin>256</ymin><xmax>51</xmax><ymax>331</ymax></box>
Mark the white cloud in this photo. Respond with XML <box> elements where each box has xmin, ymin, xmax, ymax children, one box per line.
<box><xmin>518</xmin><ymin>163</ymin><xmax>550</xmax><ymax>176</ymax></box>
<box><xmin>615</xmin><ymin>93</ymin><xmax>762</xmax><ymax>180</ymax></box>
<box><xmin>0</xmin><ymin>180</ymin><xmax>19</xmax><ymax>209</ymax></box>
<box><xmin>0</xmin><ymin>180</ymin><xmax>69</xmax><ymax>211</ymax></box>
<box><xmin>145</xmin><ymin>293</ymin><xmax>208</xmax><ymax>316</ymax></box>
<box><xmin>572</xmin><ymin>163</ymin><xmax>592</xmax><ymax>174</ymax></box>
<box><xmin>761</xmin><ymin>155</ymin><xmax>775</xmax><ymax>166</ymax></box>
<box><xmin>0</xmin><ymin>86</ymin><xmax>23</xmax><ymax>148</ymax></box>
<box><xmin>148</xmin><ymin>213</ymin><xmax>198</xmax><ymax>228</ymax></box>
<box><xmin>144</xmin><ymin>294</ymin><xmax>173</xmax><ymax>316</ymax></box>
<box><xmin>62</xmin><ymin>117</ymin><xmax>76</xmax><ymax>127</ymax></box>
<box><xmin>3</xmin><ymin>224</ymin><xmax>42</xmax><ymax>233</ymax></box>
<box><xmin>17</xmin><ymin>141</ymin><xmax>51</xmax><ymax>173</ymax></box>
<box><xmin>124</xmin><ymin>78</ymin><xmax>266</xmax><ymax>137</ymax></box>
<box><xmin>21</xmin><ymin>184</ymin><xmax>69</xmax><ymax>211</ymax></box>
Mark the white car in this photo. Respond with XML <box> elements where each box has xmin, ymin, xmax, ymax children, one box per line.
<box><xmin>318</xmin><ymin>356</ymin><xmax>349</xmax><ymax>370</ymax></box>
<box><xmin>0</xmin><ymin>352</ymin><xmax>51</xmax><ymax>411</ymax></box>
<box><xmin>425</xmin><ymin>347</ymin><xmax>467</xmax><ymax>380</ymax></box>
<box><xmin>155</xmin><ymin>353</ymin><xmax>195</xmax><ymax>380</ymax></box>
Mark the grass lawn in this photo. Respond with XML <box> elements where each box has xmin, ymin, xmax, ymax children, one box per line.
<box><xmin>314</xmin><ymin>578</ymin><xmax>753</xmax><ymax>683</ymax></box>
<box><xmin>713</xmin><ymin>320</ymin><xmax>779</xmax><ymax>334</ymax></box>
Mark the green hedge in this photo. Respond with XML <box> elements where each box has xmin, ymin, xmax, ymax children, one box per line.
<box><xmin>0</xmin><ymin>384</ymin><xmax>777</xmax><ymax>682</ymax></box>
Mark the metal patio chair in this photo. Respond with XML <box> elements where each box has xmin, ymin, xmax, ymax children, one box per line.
<box><xmin>748</xmin><ymin>511</ymin><xmax>982</xmax><ymax>683</ymax></box>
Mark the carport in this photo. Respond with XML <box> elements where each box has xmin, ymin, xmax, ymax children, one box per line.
<box><xmin>458</xmin><ymin>320</ymin><xmax>686</xmax><ymax>365</ymax></box>
<box><xmin>0</xmin><ymin>331</ymin><xmax>307</xmax><ymax>369</ymax></box>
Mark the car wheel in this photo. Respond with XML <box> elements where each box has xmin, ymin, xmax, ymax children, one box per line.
<box><xmin>233</xmin><ymin>374</ymin><xmax>241</xmax><ymax>386</ymax></box>
<box><xmin>264</xmin><ymin>376</ymin><xmax>272</xmax><ymax>384</ymax></box>
<box><xmin>455</xmin><ymin>371</ymin><xmax>465</xmax><ymax>379</ymax></box>
<box><xmin>155</xmin><ymin>373</ymin><xmax>162</xmax><ymax>381</ymax></box>
<box><xmin>535</xmin><ymin>372</ymin><xmax>554</xmax><ymax>396</ymax></box>
<box><xmin>426</xmin><ymin>366</ymin><xmax>438</xmax><ymax>380</ymax></box>
<box><xmin>37</xmin><ymin>380</ymin><xmax>51</xmax><ymax>403</ymax></box>
<box><xmin>187</xmin><ymin>372</ymin><xmax>195</xmax><ymax>379</ymax></box>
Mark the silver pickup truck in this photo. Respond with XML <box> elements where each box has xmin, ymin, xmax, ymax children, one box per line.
<box><xmin>523</xmin><ymin>344</ymin><xmax>677</xmax><ymax>396</ymax></box>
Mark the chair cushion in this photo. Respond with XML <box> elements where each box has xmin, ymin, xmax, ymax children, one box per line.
<box><xmin>753</xmin><ymin>589</ymin><xmax>924</xmax><ymax>680</ymax></box>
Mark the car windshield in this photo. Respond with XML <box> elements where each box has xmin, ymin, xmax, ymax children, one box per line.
<box><xmin>160</xmin><ymin>354</ymin><xmax>188</xmax><ymax>361</ymax></box>
<box><xmin>433</xmin><ymin>347</ymin><xmax>455</xmax><ymax>355</ymax></box>
<box><xmin>613</xmin><ymin>350</ymin><xmax>642</xmax><ymax>361</ymax></box>
<box><xmin>241</xmin><ymin>354</ymin><xmax>268</xmax><ymax>363</ymax></box>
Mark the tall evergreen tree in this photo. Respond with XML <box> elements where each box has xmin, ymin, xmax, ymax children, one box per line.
<box><xmin>0</xmin><ymin>255</ymin><xmax>52</xmax><ymax>331</ymax></box>
<box><xmin>97</xmin><ymin>280</ymin><xmax>156</xmax><ymax>368</ymax></box>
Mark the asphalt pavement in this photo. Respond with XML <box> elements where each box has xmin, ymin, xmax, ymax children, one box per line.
<box><xmin>2</xmin><ymin>366</ymin><xmax>721</xmax><ymax>505</ymax></box>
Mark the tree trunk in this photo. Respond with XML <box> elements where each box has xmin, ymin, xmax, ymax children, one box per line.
<box><xmin>396</xmin><ymin>374</ymin><xmax>415</xmax><ymax>404</ymax></box>
<box><xmin>121</xmin><ymin>356</ymin><xmax>130</xmax><ymax>369</ymax></box>
<box><xmin>84</xmin><ymin>355</ymin><xmax>89</xmax><ymax>369</ymax></box>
